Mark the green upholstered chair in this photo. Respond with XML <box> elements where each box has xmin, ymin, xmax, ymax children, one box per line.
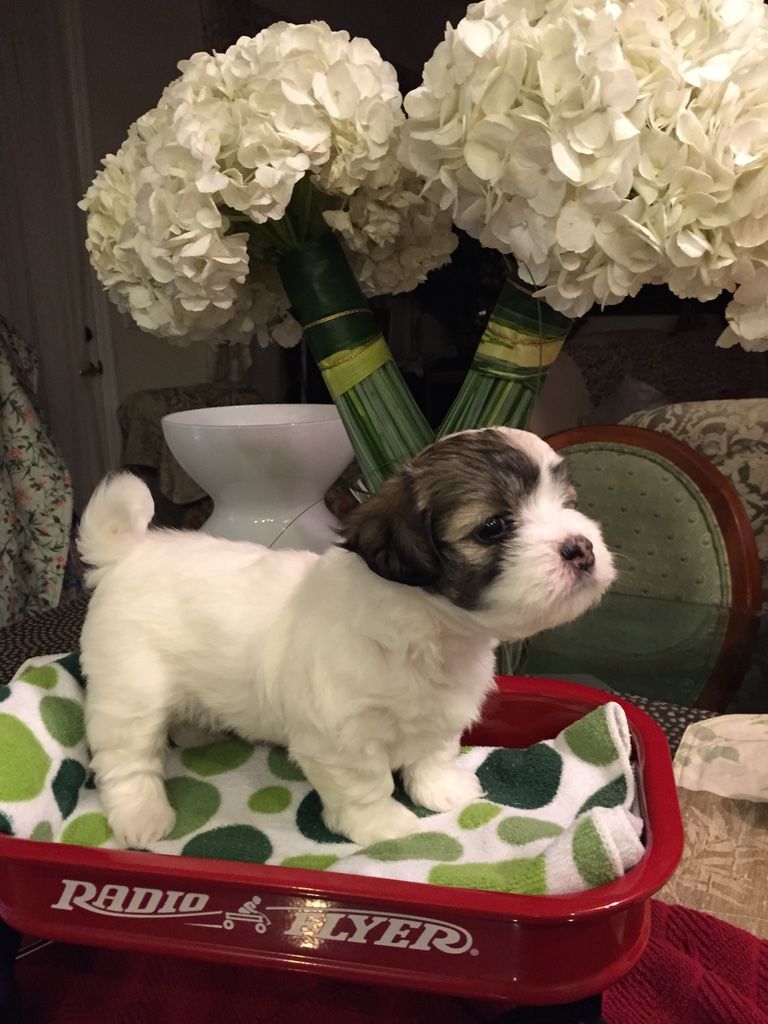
<box><xmin>523</xmin><ymin>425</ymin><xmax>762</xmax><ymax>710</ymax></box>
<box><xmin>622</xmin><ymin>399</ymin><xmax>768</xmax><ymax>601</ymax></box>
<box><xmin>622</xmin><ymin>399</ymin><xmax>768</xmax><ymax>712</ymax></box>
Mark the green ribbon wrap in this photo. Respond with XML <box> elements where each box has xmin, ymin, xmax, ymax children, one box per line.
<box><xmin>473</xmin><ymin>277</ymin><xmax>570</xmax><ymax>387</ymax></box>
<box><xmin>279</xmin><ymin>235</ymin><xmax>377</xmax><ymax>356</ymax></box>
<box><xmin>278</xmin><ymin>233</ymin><xmax>432</xmax><ymax>491</ymax></box>
<box><xmin>438</xmin><ymin>274</ymin><xmax>573</xmax><ymax>437</ymax></box>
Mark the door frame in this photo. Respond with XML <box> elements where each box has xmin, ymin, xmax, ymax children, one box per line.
<box><xmin>60</xmin><ymin>0</ymin><xmax>122</xmax><ymax>481</ymax></box>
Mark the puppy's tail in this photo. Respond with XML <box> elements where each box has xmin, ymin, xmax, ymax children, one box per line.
<box><xmin>77</xmin><ymin>473</ymin><xmax>154</xmax><ymax>586</ymax></box>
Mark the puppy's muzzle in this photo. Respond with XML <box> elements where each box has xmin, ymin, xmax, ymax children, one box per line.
<box><xmin>560</xmin><ymin>534</ymin><xmax>595</xmax><ymax>573</ymax></box>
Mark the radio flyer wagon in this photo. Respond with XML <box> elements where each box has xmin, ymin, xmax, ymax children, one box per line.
<box><xmin>0</xmin><ymin>677</ymin><xmax>683</xmax><ymax>1011</ymax></box>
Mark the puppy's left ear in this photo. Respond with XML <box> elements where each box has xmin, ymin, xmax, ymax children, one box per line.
<box><xmin>340</xmin><ymin>470</ymin><xmax>440</xmax><ymax>588</ymax></box>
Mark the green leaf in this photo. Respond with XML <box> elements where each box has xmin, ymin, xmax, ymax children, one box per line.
<box><xmin>694</xmin><ymin>726</ymin><xmax>717</xmax><ymax>742</ymax></box>
<box><xmin>701</xmin><ymin>745</ymin><xmax>741</xmax><ymax>764</ymax></box>
<box><xmin>477</xmin><ymin>744</ymin><xmax>563</xmax><ymax>809</ymax></box>
<box><xmin>430</xmin><ymin>855</ymin><xmax>547</xmax><ymax>894</ymax></box>
<box><xmin>248</xmin><ymin>786</ymin><xmax>292</xmax><ymax>814</ymax></box>
<box><xmin>61</xmin><ymin>812</ymin><xmax>112</xmax><ymax>846</ymax></box>
<box><xmin>0</xmin><ymin>714</ymin><xmax>52</xmax><ymax>800</ymax></box>
<box><xmin>563</xmin><ymin>706</ymin><xmax>618</xmax><ymax>766</ymax></box>
<box><xmin>281</xmin><ymin>854</ymin><xmax>337</xmax><ymax>870</ymax></box>
<box><xmin>165</xmin><ymin>777</ymin><xmax>220</xmax><ymax>840</ymax></box>
<box><xmin>457</xmin><ymin>802</ymin><xmax>502</xmax><ymax>830</ymax></box>
<box><xmin>40</xmin><ymin>697</ymin><xmax>85</xmax><ymax>746</ymax></box>
<box><xmin>52</xmin><ymin>759</ymin><xmax>87</xmax><ymax>818</ymax></box>
<box><xmin>19</xmin><ymin>665</ymin><xmax>58</xmax><ymax>690</ymax></box>
<box><xmin>31</xmin><ymin>821</ymin><xmax>54</xmax><ymax>842</ymax></box>
<box><xmin>497</xmin><ymin>816</ymin><xmax>563</xmax><ymax>845</ymax></box>
<box><xmin>182</xmin><ymin>825</ymin><xmax>272</xmax><ymax>864</ymax></box>
<box><xmin>181</xmin><ymin>738</ymin><xmax>254</xmax><ymax>777</ymax></box>
<box><xmin>578</xmin><ymin>775</ymin><xmax>628</xmax><ymax>815</ymax></box>
<box><xmin>362</xmin><ymin>832</ymin><xmax>462</xmax><ymax>862</ymax></box>
<box><xmin>267</xmin><ymin>747</ymin><xmax>305</xmax><ymax>781</ymax></box>
<box><xmin>572</xmin><ymin>816</ymin><xmax>617</xmax><ymax>888</ymax></box>
<box><xmin>295</xmin><ymin>791</ymin><xmax>348</xmax><ymax>844</ymax></box>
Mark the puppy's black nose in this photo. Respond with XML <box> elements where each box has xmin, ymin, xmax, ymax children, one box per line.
<box><xmin>560</xmin><ymin>534</ymin><xmax>594</xmax><ymax>572</ymax></box>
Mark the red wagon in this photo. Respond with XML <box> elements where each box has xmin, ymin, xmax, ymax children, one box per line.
<box><xmin>0</xmin><ymin>677</ymin><xmax>683</xmax><ymax>1007</ymax></box>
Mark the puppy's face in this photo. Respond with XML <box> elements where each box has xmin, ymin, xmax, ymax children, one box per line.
<box><xmin>341</xmin><ymin>427</ymin><xmax>615</xmax><ymax>641</ymax></box>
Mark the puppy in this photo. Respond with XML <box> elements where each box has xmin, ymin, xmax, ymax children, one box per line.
<box><xmin>78</xmin><ymin>427</ymin><xmax>615</xmax><ymax>849</ymax></box>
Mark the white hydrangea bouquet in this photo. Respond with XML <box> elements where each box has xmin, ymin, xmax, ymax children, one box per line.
<box><xmin>80</xmin><ymin>21</ymin><xmax>457</xmax><ymax>491</ymax></box>
<box><xmin>401</xmin><ymin>0</ymin><xmax>768</xmax><ymax>437</ymax></box>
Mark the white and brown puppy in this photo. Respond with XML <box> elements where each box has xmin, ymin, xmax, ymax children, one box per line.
<box><xmin>78</xmin><ymin>427</ymin><xmax>615</xmax><ymax>849</ymax></box>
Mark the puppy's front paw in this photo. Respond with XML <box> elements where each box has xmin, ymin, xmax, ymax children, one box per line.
<box><xmin>325</xmin><ymin>798</ymin><xmax>421</xmax><ymax>847</ymax></box>
<box><xmin>104</xmin><ymin>776</ymin><xmax>176</xmax><ymax>848</ymax></box>
<box><xmin>406</xmin><ymin>767</ymin><xmax>483</xmax><ymax>814</ymax></box>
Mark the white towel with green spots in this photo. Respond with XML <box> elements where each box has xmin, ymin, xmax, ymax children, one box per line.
<box><xmin>0</xmin><ymin>655</ymin><xmax>644</xmax><ymax>895</ymax></box>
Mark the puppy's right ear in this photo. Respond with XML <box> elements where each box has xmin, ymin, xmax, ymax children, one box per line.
<box><xmin>339</xmin><ymin>471</ymin><xmax>440</xmax><ymax>588</ymax></box>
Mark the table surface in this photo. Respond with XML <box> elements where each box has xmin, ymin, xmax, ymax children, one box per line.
<box><xmin>524</xmin><ymin>590</ymin><xmax>766</xmax><ymax>713</ymax></box>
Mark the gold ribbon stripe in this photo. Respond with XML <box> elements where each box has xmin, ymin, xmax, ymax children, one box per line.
<box><xmin>302</xmin><ymin>308</ymin><xmax>369</xmax><ymax>332</ymax></box>
<box><xmin>487</xmin><ymin>316</ymin><xmax>569</xmax><ymax>343</ymax></box>
<box><xmin>479</xmin><ymin>322</ymin><xmax>567</xmax><ymax>369</ymax></box>
<box><xmin>319</xmin><ymin>336</ymin><xmax>391</xmax><ymax>399</ymax></box>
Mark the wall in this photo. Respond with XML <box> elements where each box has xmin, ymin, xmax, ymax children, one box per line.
<box><xmin>253</xmin><ymin>0</ymin><xmax>468</xmax><ymax>84</ymax></box>
<box><xmin>0</xmin><ymin>0</ymin><xmax>128</xmax><ymax>506</ymax></box>
<box><xmin>80</xmin><ymin>0</ymin><xmax>212</xmax><ymax>401</ymax></box>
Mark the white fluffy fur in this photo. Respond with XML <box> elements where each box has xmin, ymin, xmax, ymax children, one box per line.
<box><xmin>79</xmin><ymin>429</ymin><xmax>614</xmax><ymax>848</ymax></box>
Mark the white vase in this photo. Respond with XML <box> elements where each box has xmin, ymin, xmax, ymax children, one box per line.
<box><xmin>161</xmin><ymin>404</ymin><xmax>354</xmax><ymax>552</ymax></box>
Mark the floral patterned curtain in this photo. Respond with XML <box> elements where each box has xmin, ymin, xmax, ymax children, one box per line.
<box><xmin>0</xmin><ymin>317</ymin><xmax>73</xmax><ymax>625</ymax></box>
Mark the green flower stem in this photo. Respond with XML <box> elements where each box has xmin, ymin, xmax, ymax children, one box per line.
<box><xmin>281</xmin><ymin>209</ymin><xmax>300</xmax><ymax>249</ymax></box>
<box><xmin>229</xmin><ymin>214</ymin><xmax>290</xmax><ymax>257</ymax></box>
<box><xmin>438</xmin><ymin>273</ymin><xmax>573</xmax><ymax>436</ymax></box>
<box><xmin>278</xmin><ymin>233</ymin><xmax>433</xmax><ymax>492</ymax></box>
<box><xmin>264</xmin><ymin>216</ymin><xmax>295</xmax><ymax>253</ymax></box>
<box><xmin>227</xmin><ymin>182</ymin><xmax>433</xmax><ymax>491</ymax></box>
<box><xmin>292</xmin><ymin>174</ymin><xmax>317</xmax><ymax>241</ymax></box>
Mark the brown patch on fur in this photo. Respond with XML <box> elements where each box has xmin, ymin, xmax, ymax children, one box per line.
<box><xmin>341</xmin><ymin>430</ymin><xmax>541</xmax><ymax>609</ymax></box>
<box><xmin>340</xmin><ymin>471</ymin><xmax>440</xmax><ymax>587</ymax></box>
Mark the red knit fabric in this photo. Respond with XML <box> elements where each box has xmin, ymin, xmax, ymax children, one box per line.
<box><xmin>15</xmin><ymin>941</ymin><xmax>482</xmax><ymax>1024</ymax></box>
<box><xmin>603</xmin><ymin>901</ymin><xmax>768</xmax><ymax>1024</ymax></box>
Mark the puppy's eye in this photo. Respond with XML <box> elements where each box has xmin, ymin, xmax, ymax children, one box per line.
<box><xmin>473</xmin><ymin>515</ymin><xmax>508</xmax><ymax>543</ymax></box>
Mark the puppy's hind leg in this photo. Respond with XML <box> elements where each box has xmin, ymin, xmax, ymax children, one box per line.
<box><xmin>85</xmin><ymin>655</ymin><xmax>176</xmax><ymax>849</ymax></box>
<box><xmin>294</xmin><ymin>745</ymin><xmax>421</xmax><ymax>847</ymax></box>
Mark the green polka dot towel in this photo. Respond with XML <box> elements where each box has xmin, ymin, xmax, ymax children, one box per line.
<box><xmin>0</xmin><ymin>655</ymin><xmax>644</xmax><ymax>895</ymax></box>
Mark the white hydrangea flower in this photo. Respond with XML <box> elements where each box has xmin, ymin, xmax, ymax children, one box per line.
<box><xmin>163</xmin><ymin>23</ymin><xmax>404</xmax><ymax>213</ymax></box>
<box><xmin>400</xmin><ymin>0</ymin><xmax>768</xmax><ymax>350</ymax></box>
<box><xmin>719</xmin><ymin>273</ymin><xmax>768</xmax><ymax>352</ymax></box>
<box><xmin>80</xmin><ymin>21</ymin><xmax>425</xmax><ymax>346</ymax></box>
<box><xmin>323</xmin><ymin>151</ymin><xmax>458</xmax><ymax>296</ymax></box>
<box><xmin>80</xmin><ymin>109</ymin><xmax>300</xmax><ymax>345</ymax></box>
